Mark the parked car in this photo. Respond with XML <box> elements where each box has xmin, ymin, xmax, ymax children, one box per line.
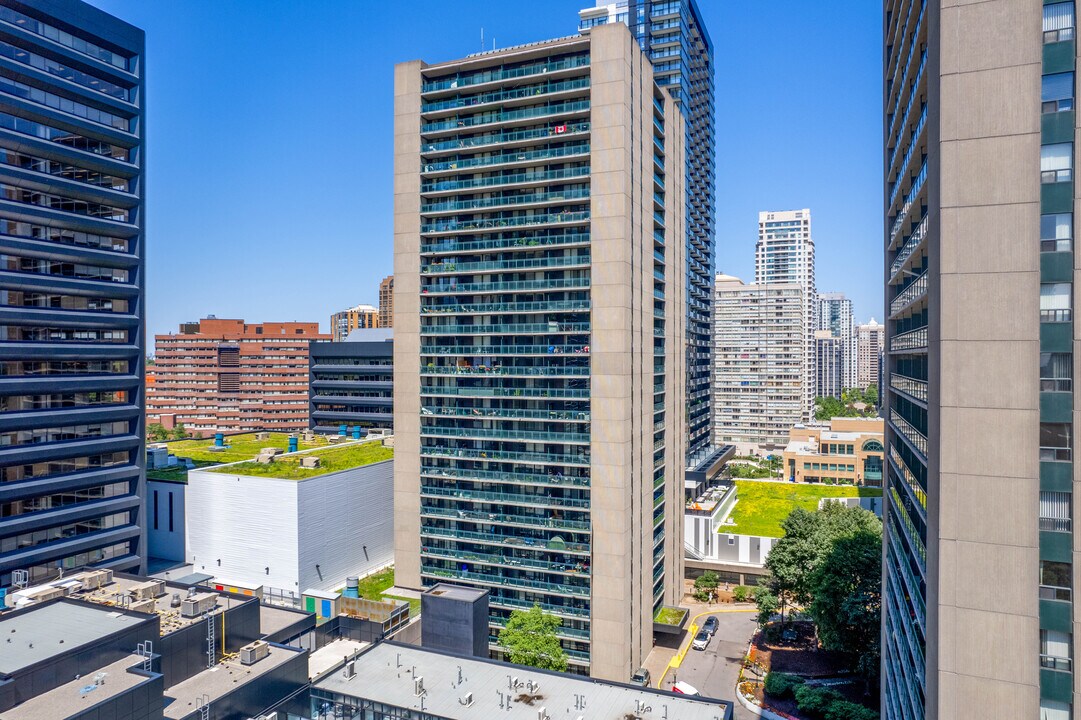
<box><xmin>691</xmin><ymin>629</ymin><xmax>710</xmax><ymax>650</ymax></box>
<box><xmin>630</xmin><ymin>667</ymin><xmax>651</xmax><ymax>687</ymax></box>
<box><xmin>702</xmin><ymin>615</ymin><xmax>719</xmax><ymax>637</ymax></box>
<box><xmin>672</xmin><ymin>681</ymin><xmax>701</xmax><ymax>696</ymax></box>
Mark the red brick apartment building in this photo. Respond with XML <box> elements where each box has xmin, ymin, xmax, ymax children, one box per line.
<box><xmin>147</xmin><ymin>317</ymin><xmax>330</xmax><ymax>435</ymax></box>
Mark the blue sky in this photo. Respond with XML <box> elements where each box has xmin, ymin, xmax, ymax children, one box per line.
<box><xmin>86</xmin><ymin>0</ymin><xmax>883</xmax><ymax>337</ymax></box>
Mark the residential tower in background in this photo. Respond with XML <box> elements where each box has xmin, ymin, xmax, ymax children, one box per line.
<box><xmin>330</xmin><ymin>302</ymin><xmax>379</xmax><ymax>341</ymax></box>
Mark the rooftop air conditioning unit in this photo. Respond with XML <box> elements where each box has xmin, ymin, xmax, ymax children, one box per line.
<box><xmin>180</xmin><ymin>592</ymin><xmax>217</xmax><ymax>618</ymax></box>
<box><xmin>240</xmin><ymin>640</ymin><xmax>270</xmax><ymax>666</ymax></box>
<box><xmin>130</xmin><ymin>598</ymin><xmax>156</xmax><ymax>614</ymax></box>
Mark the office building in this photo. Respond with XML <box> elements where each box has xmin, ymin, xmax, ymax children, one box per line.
<box><xmin>818</xmin><ymin>291</ymin><xmax>857</xmax><ymax>389</ymax></box>
<box><xmin>782</xmin><ymin>417</ymin><xmax>884</xmax><ymax>486</ymax></box>
<box><xmin>309</xmin><ymin>328</ymin><xmax>393</xmax><ymax>434</ymax></box>
<box><xmin>882</xmin><ymin>2</ymin><xmax>1067</xmax><ymax>718</ymax></box>
<box><xmin>757</xmin><ymin>209</ymin><xmax>816</xmax><ymax>419</ymax></box>
<box><xmin>578</xmin><ymin>0</ymin><xmax>716</xmax><ymax>467</ymax></box>
<box><xmin>330</xmin><ymin>302</ymin><xmax>379</xmax><ymax>342</ymax></box>
<box><xmin>379</xmin><ymin>274</ymin><xmax>394</xmax><ymax>328</ymax></box>
<box><xmin>713</xmin><ymin>274</ymin><xmax>805</xmax><ymax>452</ymax></box>
<box><xmin>857</xmin><ymin>317</ymin><xmax>883</xmax><ymax>391</ymax></box>
<box><xmin>393</xmin><ymin>24</ymin><xmax>688</xmax><ymax>679</ymax></box>
<box><xmin>0</xmin><ymin>0</ymin><xmax>146</xmax><ymax>588</ymax></box>
<box><xmin>147</xmin><ymin>317</ymin><xmax>330</xmax><ymax>436</ymax></box>
<box><xmin>815</xmin><ymin>328</ymin><xmax>844</xmax><ymax>400</ymax></box>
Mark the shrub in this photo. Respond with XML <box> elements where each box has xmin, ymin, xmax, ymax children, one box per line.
<box><xmin>693</xmin><ymin>589</ymin><xmax>710</xmax><ymax>602</ymax></box>
<box><xmin>694</xmin><ymin>571</ymin><xmax>719</xmax><ymax>592</ymax></box>
<box><xmin>794</xmin><ymin>685</ymin><xmax>843</xmax><ymax>716</ymax></box>
<box><xmin>764</xmin><ymin>671</ymin><xmax>805</xmax><ymax>699</ymax></box>
<box><xmin>732</xmin><ymin>585</ymin><xmax>756</xmax><ymax>602</ymax></box>
<box><xmin>824</xmin><ymin>700</ymin><xmax>879</xmax><ymax>720</ymax></box>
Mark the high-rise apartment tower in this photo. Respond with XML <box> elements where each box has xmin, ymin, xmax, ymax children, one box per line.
<box><xmin>0</xmin><ymin>0</ymin><xmax>145</xmax><ymax>586</ymax></box>
<box><xmin>757</xmin><ymin>209</ymin><xmax>816</xmax><ymax>419</ymax></box>
<box><xmin>882</xmin><ymin>2</ymin><xmax>1075</xmax><ymax>718</ymax></box>
<box><xmin>857</xmin><ymin>318</ymin><xmax>883</xmax><ymax>391</ymax></box>
<box><xmin>578</xmin><ymin>0</ymin><xmax>716</xmax><ymax>468</ymax></box>
<box><xmin>393</xmin><ymin>24</ymin><xmax>687</xmax><ymax>680</ymax></box>
<box><xmin>379</xmin><ymin>274</ymin><xmax>394</xmax><ymax>328</ymax></box>
<box><xmin>818</xmin><ymin>291</ymin><xmax>857</xmax><ymax>390</ymax></box>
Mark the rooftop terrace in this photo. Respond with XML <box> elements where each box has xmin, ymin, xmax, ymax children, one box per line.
<box><xmin>722</xmin><ymin>479</ymin><xmax>883</xmax><ymax>538</ymax></box>
<box><xmin>205</xmin><ymin>438</ymin><xmax>393</xmax><ymax>481</ymax></box>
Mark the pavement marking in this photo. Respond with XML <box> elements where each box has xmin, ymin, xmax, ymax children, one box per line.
<box><xmin>655</xmin><ymin>607</ymin><xmax>756</xmax><ymax>689</ymax></box>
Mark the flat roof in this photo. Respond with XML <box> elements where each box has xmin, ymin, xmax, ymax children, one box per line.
<box><xmin>2</xmin><ymin>654</ymin><xmax>154</xmax><ymax>720</ymax></box>
<box><xmin>309</xmin><ymin>638</ymin><xmax>370</xmax><ymax>681</ymax></box>
<box><xmin>313</xmin><ymin>642</ymin><xmax>732</xmax><ymax>720</ymax></box>
<box><xmin>204</xmin><ymin>438</ymin><xmax>393</xmax><ymax>481</ymax></box>
<box><xmin>426</xmin><ymin>583</ymin><xmax>488</xmax><ymax>602</ymax></box>
<box><xmin>259</xmin><ymin>604</ymin><xmax>311</xmax><ymax>639</ymax></box>
<box><xmin>163</xmin><ymin>645</ymin><xmax>303</xmax><ymax>719</ymax></box>
<box><xmin>0</xmin><ymin>601</ymin><xmax>147</xmax><ymax>675</ymax></box>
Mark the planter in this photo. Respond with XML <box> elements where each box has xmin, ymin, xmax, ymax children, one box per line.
<box><xmin>653</xmin><ymin>605</ymin><xmax>689</xmax><ymax>635</ymax></box>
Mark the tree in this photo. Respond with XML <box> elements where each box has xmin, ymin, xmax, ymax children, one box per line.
<box><xmin>814</xmin><ymin>395</ymin><xmax>845</xmax><ymax>421</ymax></box>
<box><xmin>755</xmin><ymin>586</ymin><xmax>779</xmax><ymax>627</ymax></box>
<box><xmin>170</xmin><ymin>422</ymin><xmax>188</xmax><ymax>440</ymax></box>
<box><xmin>863</xmin><ymin>384</ymin><xmax>879</xmax><ymax>407</ymax></box>
<box><xmin>809</xmin><ymin>527</ymin><xmax>882</xmax><ymax>683</ymax></box>
<box><xmin>694</xmin><ymin>570</ymin><xmax>719</xmax><ymax>601</ymax></box>
<box><xmin>147</xmin><ymin>423</ymin><xmax>169</xmax><ymax>442</ymax></box>
<box><xmin>498</xmin><ymin>605</ymin><xmax>568</xmax><ymax>672</ymax></box>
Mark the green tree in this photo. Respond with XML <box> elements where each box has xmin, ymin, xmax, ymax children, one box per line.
<box><xmin>755</xmin><ymin>586</ymin><xmax>779</xmax><ymax>627</ymax></box>
<box><xmin>147</xmin><ymin>423</ymin><xmax>169</xmax><ymax>442</ymax></box>
<box><xmin>498</xmin><ymin>605</ymin><xmax>568</xmax><ymax>672</ymax></box>
<box><xmin>863</xmin><ymin>384</ymin><xmax>879</xmax><ymax>407</ymax></box>
<box><xmin>809</xmin><ymin>527</ymin><xmax>882</xmax><ymax>682</ymax></box>
<box><xmin>170</xmin><ymin>422</ymin><xmax>188</xmax><ymax>440</ymax></box>
<box><xmin>813</xmin><ymin>395</ymin><xmax>846</xmax><ymax>421</ymax></box>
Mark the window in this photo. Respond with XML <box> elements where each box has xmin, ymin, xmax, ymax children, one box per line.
<box><xmin>1044</xmin><ymin>73</ymin><xmax>1075</xmax><ymax>114</ymax></box>
<box><xmin>1041</xmin><ymin>352</ymin><xmax>1073</xmax><ymax>392</ymax></box>
<box><xmin>1041</xmin><ymin>282</ymin><xmax>1072</xmax><ymax>322</ymax></box>
<box><xmin>1042</xmin><ymin>560</ymin><xmax>1073</xmax><ymax>601</ymax></box>
<box><xmin>1045</xmin><ymin>2</ymin><xmax>1076</xmax><ymax>43</ymax></box>
<box><xmin>1041</xmin><ymin>491</ymin><xmax>1073</xmax><ymax>532</ymax></box>
<box><xmin>1042</xmin><ymin>212</ymin><xmax>1073</xmax><ymax>252</ymax></box>
<box><xmin>1042</xmin><ymin>700</ymin><xmax>1072</xmax><ymax>720</ymax></box>
<box><xmin>1041</xmin><ymin>629</ymin><xmax>1073</xmax><ymax>672</ymax></box>
<box><xmin>1042</xmin><ymin>422</ymin><xmax>1074</xmax><ymax>462</ymax></box>
<box><xmin>1042</xmin><ymin>143</ymin><xmax>1074</xmax><ymax>183</ymax></box>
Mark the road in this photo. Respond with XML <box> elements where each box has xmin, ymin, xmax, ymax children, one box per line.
<box><xmin>661</xmin><ymin>611</ymin><xmax>757</xmax><ymax>720</ymax></box>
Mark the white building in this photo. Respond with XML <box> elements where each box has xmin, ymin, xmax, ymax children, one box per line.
<box><xmin>713</xmin><ymin>274</ymin><xmax>805</xmax><ymax>452</ymax></box>
<box><xmin>817</xmin><ymin>292</ymin><xmax>857</xmax><ymax>389</ymax></box>
<box><xmin>185</xmin><ymin>439</ymin><xmax>394</xmax><ymax>594</ymax></box>
<box><xmin>857</xmin><ymin>318</ymin><xmax>884</xmax><ymax>391</ymax></box>
<box><xmin>756</xmin><ymin>209</ymin><xmax>816</xmax><ymax>419</ymax></box>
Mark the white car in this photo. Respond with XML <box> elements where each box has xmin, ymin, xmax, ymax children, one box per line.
<box><xmin>672</xmin><ymin>681</ymin><xmax>701</xmax><ymax>696</ymax></box>
<box><xmin>691</xmin><ymin>629</ymin><xmax>711</xmax><ymax>651</ymax></box>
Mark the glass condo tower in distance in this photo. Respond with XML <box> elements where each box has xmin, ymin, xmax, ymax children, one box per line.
<box><xmin>0</xmin><ymin>0</ymin><xmax>145</xmax><ymax>587</ymax></box>
<box><xmin>579</xmin><ymin>0</ymin><xmax>717</xmax><ymax>469</ymax></box>
<box><xmin>883</xmin><ymin>1</ymin><xmax>1078</xmax><ymax>718</ymax></box>
<box><xmin>393</xmin><ymin>23</ymin><xmax>688</xmax><ymax>679</ymax></box>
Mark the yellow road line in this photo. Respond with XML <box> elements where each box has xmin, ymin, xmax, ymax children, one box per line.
<box><xmin>655</xmin><ymin>607</ymin><xmax>757</xmax><ymax>690</ymax></box>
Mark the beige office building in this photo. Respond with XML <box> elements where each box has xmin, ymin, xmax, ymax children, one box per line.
<box><xmin>713</xmin><ymin>274</ymin><xmax>805</xmax><ymax>453</ymax></box>
<box><xmin>857</xmin><ymin>318</ymin><xmax>883</xmax><ymax>391</ymax></box>
<box><xmin>393</xmin><ymin>24</ymin><xmax>687</xmax><ymax>680</ymax></box>
<box><xmin>882</xmin><ymin>2</ymin><xmax>1074</xmax><ymax>718</ymax></box>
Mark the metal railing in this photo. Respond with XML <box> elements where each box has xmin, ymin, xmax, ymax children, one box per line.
<box><xmin>891</xmin><ymin>271</ymin><xmax>927</xmax><ymax>315</ymax></box>
<box><xmin>890</xmin><ymin>326</ymin><xmax>927</xmax><ymax>352</ymax></box>
<box><xmin>891</xmin><ymin>410</ymin><xmax>928</xmax><ymax>456</ymax></box>
<box><xmin>891</xmin><ymin>373</ymin><xmax>928</xmax><ymax>402</ymax></box>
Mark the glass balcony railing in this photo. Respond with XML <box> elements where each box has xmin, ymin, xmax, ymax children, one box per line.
<box><xmin>421</xmin><ymin>365</ymin><xmax>588</xmax><ymax>379</ymax></box>
<box><xmin>423</xmin><ymin>276</ymin><xmax>589</xmax><ymax>294</ymax></box>
<box><xmin>422</xmin><ymin>210</ymin><xmax>590</xmax><ymax>235</ymax></box>
<box><xmin>421</xmin><ymin>299</ymin><xmax>590</xmax><ymax>315</ymax></box>
<box><xmin>890</xmin><ymin>326</ymin><xmax>927</xmax><ymax>352</ymax></box>
<box><xmin>422</xmin><ymin>187</ymin><xmax>590</xmax><ymax>215</ymax></box>
<box><xmin>421</xmin><ymin>255</ymin><xmax>589</xmax><ymax>275</ymax></box>
<box><xmin>421</xmin><ymin>386</ymin><xmax>591</xmax><ymax>400</ymax></box>
<box><xmin>422</xmin><ymin>545</ymin><xmax>592</xmax><ymax>576</ymax></box>
<box><xmin>422</xmin><ymin>143</ymin><xmax>590</xmax><ymax>175</ymax></box>
<box><xmin>421</xmin><ymin>99</ymin><xmax>590</xmax><ymax>134</ymax></box>
<box><xmin>422</xmin><ymin>406</ymin><xmax>590</xmax><ymax>422</ymax></box>
<box><xmin>422</xmin><ymin>77</ymin><xmax>591</xmax><ymax>114</ymax></box>
<box><xmin>422</xmin><ymin>229</ymin><xmax>589</xmax><ymax>255</ymax></box>
<box><xmin>422</xmin><ymin>55</ymin><xmax>590</xmax><ymax>93</ymax></box>
<box><xmin>423</xmin><ymin>122</ymin><xmax>591</xmax><ymax>154</ymax></box>
<box><xmin>421</xmin><ymin>564</ymin><xmax>590</xmax><ymax>597</ymax></box>
<box><xmin>488</xmin><ymin>593</ymin><xmax>590</xmax><ymax>618</ymax></box>
<box><xmin>420</xmin><ymin>505</ymin><xmax>591</xmax><ymax>531</ymax></box>
<box><xmin>890</xmin><ymin>271</ymin><xmax>927</xmax><ymax>315</ymax></box>
<box><xmin>489</xmin><ymin>616</ymin><xmax>590</xmax><ymax>640</ymax></box>
<box><xmin>890</xmin><ymin>373</ymin><xmax>927</xmax><ymax>402</ymax></box>
<box><xmin>422</xmin><ymin>445</ymin><xmax>589</xmax><ymax>466</ymax></box>
<box><xmin>420</xmin><ymin>524</ymin><xmax>591</xmax><ymax>554</ymax></box>
<box><xmin>421</xmin><ymin>344</ymin><xmax>589</xmax><ymax>356</ymax></box>
<box><xmin>1040</xmin><ymin>446</ymin><xmax>1072</xmax><ymax>463</ymax></box>
<box><xmin>422</xmin><ymin>321</ymin><xmax>590</xmax><ymax>335</ymax></box>
<box><xmin>1039</xmin><ymin>584</ymin><xmax>1072</xmax><ymax>602</ymax></box>
<box><xmin>420</xmin><ymin>425</ymin><xmax>590</xmax><ymax>444</ymax></box>
<box><xmin>421</xmin><ymin>464</ymin><xmax>590</xmax><ymax>488</ymax></box>
<box><xmin>423</xmin><ymin>165</ymin><xmax>590</xmax><ymax>194</ymax></box>
<box><xmin>891</xmin><ymin>410</ymin><xmax>927</xmax><ymax>456</ymax></box>
<box><xmin>420</xmin><ymin>484</ymin><xmax>591</xmax><ymax>510</ymax></box>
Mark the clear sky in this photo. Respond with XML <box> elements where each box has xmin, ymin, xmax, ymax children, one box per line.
<box><xmin>85</xmin><ymin>0</ymin><xmax>883</xmax><ymax>337</ymax></box>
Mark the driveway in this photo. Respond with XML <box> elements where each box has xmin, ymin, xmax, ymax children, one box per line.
<box><xmin>656</xmin><ymin>610</ymin><xmax>758</xmax><ymax>720</ymax></box>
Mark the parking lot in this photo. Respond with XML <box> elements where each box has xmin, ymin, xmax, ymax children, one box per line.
<box><xmin>657</xmin><ymin>610</ymin><xmax>757</xmax><ymax>719</ymax></box>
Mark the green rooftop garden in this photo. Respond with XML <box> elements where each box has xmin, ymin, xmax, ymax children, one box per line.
<box><xmin>162</xmin><ymin>432</ymin><xmax>333</xmax><ymax>464</ymax></box>
<box><xmin>208</xmin><ymin>440</ymin><xmax>393</xmax><ymax>480</ymax></box>
<box><xmin>723</xmin><ymin>479</ymin><xmax>883</xmax><ymax>538</ymax></box>
<box><xmin>350</xmin><ymin>566</ymin><xmax>420</xmax><ymax>615</ymax></box>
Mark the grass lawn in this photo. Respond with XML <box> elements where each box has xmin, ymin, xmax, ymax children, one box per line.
<box><xmin>163</xmin><ymin>432</ymin><xmax>333</xmax><ymax>464</ymax></box>
<box><xmin>207</xmin><ymin>441</ymin><xmax>393</xmax><ymax>479</ymax></box>
<box><xmin>724</xmin><ymin>480</ymin><xmax>883</xmax><ymax>538</ymax></box>
<box><xmin>350</xmin><ymin>567</ymin><xmax>421</xmax><ymax>616</ymax></box>
<box><xmin>654</xmin><ymin>606</ymin><xmax>687</xmax><ymax>625</ymax></box>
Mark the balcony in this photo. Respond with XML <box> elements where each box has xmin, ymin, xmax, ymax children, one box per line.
<box><xmin>422</xmin><ymin>545</ymin><xmax>591</xmax><ymax>577</ymax></box>
<box><xmin>421</xmin><ymin>464</ymin><xmax>589</xmax><ymax>488</ymax></box>
<box><xmin>422</xmin><ymin>55</ymin><xmax>590</xmax><ymax>94</ymax></box>
<box><xmin>422</xmin><ymin>229</ymin><xmax>589</xmax><ymax>255</ymax></box>
<box><xmin>421</xmin><ymin>210</ymin><xmax>589</xmax><ymax>236</ymax></box>
<box><xmin>421</xmin><ymin>77</ymin><xmax>591</xmax><ymax>114</ymax></box>
<box><xmin>890</xmin><ymin>271</ymin><xmax>927</xmax><ymax>315</ymax></box>
<box><xmin>421</xmin><ymin>187</ymin><xmax>590</xmax><ymax>216</ymax></box>
<box><xmin>420</xmin><ymin>524</ymin><xmax>590</xmax><ymax>554</ymax></box>
<box><xmin>421</xmin><ymin>564</ymin><xmax>589</xmax><ymax>597</ymax></box>
<box><xmin>1040</xmin><ymin>584</ymin><xmax>1072</xmax><ymax>602</ymax></box>
<box><xmin>890</xmin><ymin>215</ymin><xmax>927</xmax><ymax>279</ymax></box>
<box><xmin>421</xmin><ymin>143</ymin><xmax>590</xmax><ymax>176</ymax></box>
<box><xmin>421</xmin><ymin>484</ymin><xmax>590</xmax><ymax>510</ymax></box>
<box><xmin>420</xmin><ymin>425</ymin><xmax>590</xmax><ymax>444</ymax></box>
<box><xmin>420</xmin><ymin>364</ymin><xmax>589</xmax><ymax>377</ymax></box>
<box><xmin>890</xmin><ymin>326</ymin><xmax>927</xmax><ymax>352</ymax></box>
<box><xmin>890</xmin><ymin>410</ymin><xmax>927</xmax><ymax>456</ymax></box>
<box><xmin>422</xmin><ymin>121</ymin><xmax>590</xmax><ymax>155</ymax></box>
<box><xmin>421</xmin><ymin>299</ymin><xmax>591</xmax><ymax>316</ymax></box>
<box><xmin>488</xmin><ymin>594</ymin><xmax>589</xmax><ymax>619</ymax></box>
<box><xmin>890</xmin><ymin>373</ymin><xmax>927</xmax><ymax>402</ymax></box>
<box><xmin>421</xmin><ymin>255</ymin><xmax>589</xmax><ymax>276</ymax></box>
<box><xmin>421</xmin><ymin>99</ymin><xmax>590</xmax><ymax>135</ymax></box>
<box><xmin>421</xmin><ymin>406</ymin><xmax>590</xmax><ymax>422</ymax></box>
<box><xmin>420</xmin><ymin>446</ymin><xmax>589</xmax><ymax>467</ymax></box>
<box><xmin>422</xmin><ymin>320</ymin><xmax>590</xmax><ymax>335</ymax></box>
<box><xmin>420</xmin><ymin>386</ymin><xmax>590</xmax><ymax>400</ymax></box>
<box><xmin>422</xmin><ymin>165</ymin><xmax>590</xmax><ymax>195</ymax></box>
<box><xmin>1040</xmin><ymin>446</ymin><xmax>1072</xmax><ymax>463</ymax></box>
<box><xmin>420</xmin><ymin>343</ymin><xmax>589</xmax><ymax>356</ymax></box>
<box><xmin>421</xmin><ymin>276</ymin><xmax>589</xmax><ymax>295</ymax></box>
